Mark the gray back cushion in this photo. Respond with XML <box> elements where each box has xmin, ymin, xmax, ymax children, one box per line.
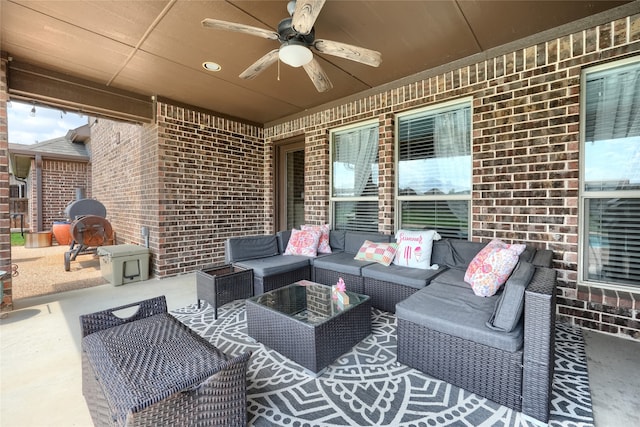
<box><xmin>276</xmin><ymin>230</ymin><xmax>292</xmax><ymax>253</ymax></box>
<box><xmin>432</xmin><ymin>239</ymin><xmax>486</xmax><ymax>269</ymax></box>
<box><xmin>225</xmin><ymin>235</ymin><xmax>279</xmax><ymax>263</ymax></box>
<box><xmin>344</xmin><ymin>231</ymin><xmax>391</xmax><ymax>254</ymax></box>
<box><xmin>519</xmin><ymin>246</ymin><xmax>536</xmax><ymax>263</ymax></box>
<box><xmin>433</xmin><ymin>239</ymin><xmax>537</xmax><ymax>271</ymax></box>
<box><xmin>329</xmin><ymin>230</ymin><xmax>346</xmax><ymax>252</ymax></box>
<box><xmin>487</xmin><ymin>262</ymin><xmax>536</xmax><ymax>332</ymax></box>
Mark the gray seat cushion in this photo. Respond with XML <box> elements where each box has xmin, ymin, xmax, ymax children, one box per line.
<box><xmin>396</xmin><ymin>282</ymin><xmax>524</xmax><ymax>352</ymax></box>
<box><xmin>312</xmin><ymin>252</ymin><xmax>375</xmax><ymax>276</ymax></box>
<box><xmin>361</xmin><ymin>263</ymin><xmax>445</xmax><ymax>289</ymax></box>
<box><xmin>429</xmin><ymin>268</ymin><xmax>470</xmax><ymax>289</ymax></box>
<box><xmin>235</xmin><ymin>255</ymin><xmax>310</xmax><ymax>278</ymax></box>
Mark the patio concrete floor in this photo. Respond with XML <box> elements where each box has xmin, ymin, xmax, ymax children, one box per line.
<box><xmin>1</xmin><ymin>274</ymin><xmax>638</xmax><ymax>426</ymax></box>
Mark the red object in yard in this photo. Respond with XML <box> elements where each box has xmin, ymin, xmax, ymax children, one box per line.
<box><xmin>52</xmin><ymin>221</ymin><xmax>72</xmax><ymax>246</ymax></box>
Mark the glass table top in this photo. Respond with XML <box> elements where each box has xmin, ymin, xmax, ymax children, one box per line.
<box><xmin>247</xmin><ymin>280</ymin><xmax>369</xmax><ymax>326</ymax></box>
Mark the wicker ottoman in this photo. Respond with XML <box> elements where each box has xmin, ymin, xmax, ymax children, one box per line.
<box><xmin>80</xmin><ymin>296</ymin><xmax>251</xmax><ymax>427</ymax></box>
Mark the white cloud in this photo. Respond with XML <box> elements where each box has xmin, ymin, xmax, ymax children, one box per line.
<box><xmin>7</xmin><ymin>101</ymin><xmax>88</xmax><ymax>145</ymax></box>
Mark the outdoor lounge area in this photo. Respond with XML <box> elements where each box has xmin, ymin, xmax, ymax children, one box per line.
<box><xmin>2</xmin><ymin>1</ymin><xmax>640</xmax><ymax>426</ymax></box>
<box><xmin>1</xmin><ymin>275</ymin><xmax>639</xmax><ymax>426</ymax></box>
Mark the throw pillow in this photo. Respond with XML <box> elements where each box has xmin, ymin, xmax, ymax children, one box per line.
<box><xmin>393</xmin><ymin>230</ymin><xmax>441</xmax><ymax>270</ymax></box>
<box><xmin>354</xmin><ymin>240</ymin><xmax>399</xmax><ymax>266</ymax></box>
<box><xmin>464</xmin><ymin>239</ymin><xmax>526</xmax><ymax>284</ymax></box>
<box><xmin>301</xmin><ymin>224</ymin><xmax>332</xmax><ymax>254</ymax></box>
<box><xmin>284</xmin><ymin>228</ymin><xmax>321</xmax><ymax>257</ymax></box>
<box><xmin>465</xmin><ymin>240</ymin><xmax>527</xmax><ymax>297</ymax></box>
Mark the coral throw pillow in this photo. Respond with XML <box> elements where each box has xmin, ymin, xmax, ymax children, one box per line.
<box><xmin>354</xmin><ymin>241</ymin><xmax>399</xmax><ymax>266</ymax></box>
<box><xmin>284</xmin><ymin>228</ymin><xmax>321</xmax><ymax>257</ymax></box>
<box><xmin>301</xmin><ymin>224</ymin><xmax>332</xmax><ymax>254</ymax></box>
<box><xmin>393</xmin><ymin>230</ymin><xmax>441</xmax><ymax>270</ymax></box>
<box><xmin>465</xmin><ymin>239</ymin><xmax>527</xmax><ymax>297</ymax></box>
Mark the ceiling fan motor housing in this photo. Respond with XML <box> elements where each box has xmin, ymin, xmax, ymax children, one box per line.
<box><xmin>278</xmin><ymin>17</ymin><xmax>315</xmax><ymax>45</ymax></box>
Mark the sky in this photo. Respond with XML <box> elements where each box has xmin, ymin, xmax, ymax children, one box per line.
<box><xmin>7</xmin><ymin>101</ymin><xmax>88</xmax><ymax>145</ymax></box>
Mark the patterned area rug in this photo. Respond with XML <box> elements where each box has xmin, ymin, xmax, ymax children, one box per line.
<box><xmin>172</xmin><ymin>301</ymin><xmax>593</xmax><ymax>427</ymax></box>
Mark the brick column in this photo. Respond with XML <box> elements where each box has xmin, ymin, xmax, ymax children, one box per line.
<box><xmin>0</xmin><ymin>54</ymin><xmax>13</xmax><ymax>311</ymax></box>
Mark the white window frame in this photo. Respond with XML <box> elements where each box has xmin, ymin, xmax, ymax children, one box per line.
<box><xmin>578</xmin><ymin>55</ymin><xmax>640</xmax><ymax>291</ymax></box>
<box><xmin>394</xmin><ymin>98</ymin><xmax>473</xmax><ymax>237</ymax></box>
<box><xmin>329</xmin><ymin>119</ymin><xmax>380</xmax><ymax>231</ymax></box>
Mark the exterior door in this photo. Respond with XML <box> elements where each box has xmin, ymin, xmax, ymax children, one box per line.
<box><xmin>276</xmin><ymin>141</ymin><xmax>305</xmax><ymax>231</ymax></box>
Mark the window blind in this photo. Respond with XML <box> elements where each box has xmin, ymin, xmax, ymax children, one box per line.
<box><xmin>400</xmin><ymin>200</ymin><xmax>469</xmax><ymax>239</ymax></box>
<box><xmin>333</xmin><ymin>201</ymin><xmax>379</xmax><ymax>233</ymax></box>
<box><xmin>586</xmin><ymin>198</ymin><xmax>640</xmax><ymax>286</ymax></box>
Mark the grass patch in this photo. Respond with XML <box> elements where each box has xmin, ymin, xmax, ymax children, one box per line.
<box><xmin>11</xmin><ymin>233</ymin><xmax>25</xmax><ymax>246</ymax></box>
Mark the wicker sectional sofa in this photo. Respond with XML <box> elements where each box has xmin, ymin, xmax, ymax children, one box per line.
<box><xmin>226</xmin><ymin>230</ymin><xmax>557</xmax><ymax>422</ymax></box>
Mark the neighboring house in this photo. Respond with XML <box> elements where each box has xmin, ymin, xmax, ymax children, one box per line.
<box><xmin>8</xmin><ymin>125</ymin><xmax>92</xmax><ymax>237</ymax></box>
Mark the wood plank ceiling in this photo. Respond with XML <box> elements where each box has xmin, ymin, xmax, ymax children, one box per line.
<box><xmin>1</xmin><ymin>0</ymin><xmax>636</xmax><ymax>124</ymax></box>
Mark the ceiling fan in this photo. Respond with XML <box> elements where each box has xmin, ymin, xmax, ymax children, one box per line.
<box><xmin>202</xmin><ymin>0</ymin><xmax>382</xmax><ymax>92</ymax></box>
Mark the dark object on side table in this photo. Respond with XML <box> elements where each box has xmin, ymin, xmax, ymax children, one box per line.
<box><xmin>80</xmin><ymin>296</ymin><xmax>251</xmax><ymax>427</ymax></box>
<box><xmin>196</xmin><ymin>264</ymin><xmax>254</xmax><ymax>318</ymax></box>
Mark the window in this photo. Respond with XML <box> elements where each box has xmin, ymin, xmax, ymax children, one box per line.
<box><xmin>396</xmin><ymin>99</ymin><xmax>472</xmax><ymax>238</ymax></box>
<box><xmin>330</xmin><ymin>121</ymin><xmax>379</xmax><ymax>232</ymax></box>
<box><xmin>580</xmin><ymin>58</ymin><xmax>640</xmax><ymax>289</ymax></box>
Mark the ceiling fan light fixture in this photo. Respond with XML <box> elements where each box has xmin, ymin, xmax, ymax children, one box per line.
<box><xmin>279</xmin><ymin>43</ymin><xmax>312</xmax><ymax>67</ymax></box>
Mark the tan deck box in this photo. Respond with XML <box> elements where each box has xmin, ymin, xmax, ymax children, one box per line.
<box><xmin>97</xmin><ymin>244</ymin><xmax>150</xmax><ymax>286</ymax></box>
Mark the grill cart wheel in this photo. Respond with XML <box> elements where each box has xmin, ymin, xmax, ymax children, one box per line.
<box><xmin>64</xmin><ymin>206</ymin><xmax>113</xmax><ymax>271</ymax></box>
<box><xmin>71</xmin><ymin>215</ymin><xmax>113</xmax><ymax>247</ymax></box>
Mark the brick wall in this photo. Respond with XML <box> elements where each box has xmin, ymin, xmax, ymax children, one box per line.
<box><xmin>265</xmin><ymin>15</ymin><xmax>640</xmax><ymax>339</ymax></box>
<box><xmin>154</xmin><ymin>104</ymin><xmax>264</xmax><ymax>276</ymax></box>
<box><xmin>0</xmin><ymin>56</ymin><xmax>11</xmax><ymax>310</ymax></box>
<box><xmin>91</xmin><ymin>119</ymin><xmax>156</xmax><ymax>250</ymax></box>
<box><xmin>91</xmin><ymin>103</ymin><xmax>265</xmax><ymax>278</ymax></box>
<box><xmin>27</xmin><ymin>159</ymin><xmax>91</xmax><ymax>236</ymax></box>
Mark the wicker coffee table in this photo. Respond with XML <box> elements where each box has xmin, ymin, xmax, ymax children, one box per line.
<box><xmin>245</xmin><ymin>280</ymin><xmax>371</xmax><ymax>374</ymax></box>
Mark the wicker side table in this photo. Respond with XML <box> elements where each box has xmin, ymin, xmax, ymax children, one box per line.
<box><xmin>196</xmin><ymin>264</ymin><xmax>253</xmax><ymax>319</ymax></box>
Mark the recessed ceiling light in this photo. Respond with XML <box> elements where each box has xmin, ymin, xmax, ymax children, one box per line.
<box><xmin>202</xmin><ymin>61</ymin><xmax>221</xmax><ymax>72</ymax></box>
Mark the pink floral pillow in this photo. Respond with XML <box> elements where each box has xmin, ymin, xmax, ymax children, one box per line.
<box><xmin>465</xmin><ymin>239</ymin><xmax>527</xmax><ymax>297</ymax></box>
<box><xmin>284</xmin><ymin>228</ymin><xmax>321</xmax><ymax>257</ymax></box>
<box><xmin>301</xmin><ymin>224</ymin><xmax>332</xmax><ymax>254</ymax></box>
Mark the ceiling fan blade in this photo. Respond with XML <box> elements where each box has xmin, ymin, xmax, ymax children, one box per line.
<box><xmin>202</xmin><ymin>18</ymin><xmax>279</xmax><ymax>40</ymax></box>
<box><xmin>239</xmin><ymin>49</ymin><xmax>280</xmax><ymax>80</ymax></box>
<box><xmin>302</xmin><ymin>57</ymin><xmax>333</xmax><ymax>92</ymax></box>
<box><xmin>313</xmin><ymin>39</ymin><xmax>382</xmax><ymax>67</ymax></box>
<box><xmin>292</xmin><ymin>0</ymin><xmax>326</xmax><ymax>35</ymax></box>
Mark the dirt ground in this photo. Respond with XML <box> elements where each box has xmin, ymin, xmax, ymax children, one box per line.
<box><xmin>10</xmin><ymin>244</ymin><xmax>108</xmax><ymax>300</ymax></box>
